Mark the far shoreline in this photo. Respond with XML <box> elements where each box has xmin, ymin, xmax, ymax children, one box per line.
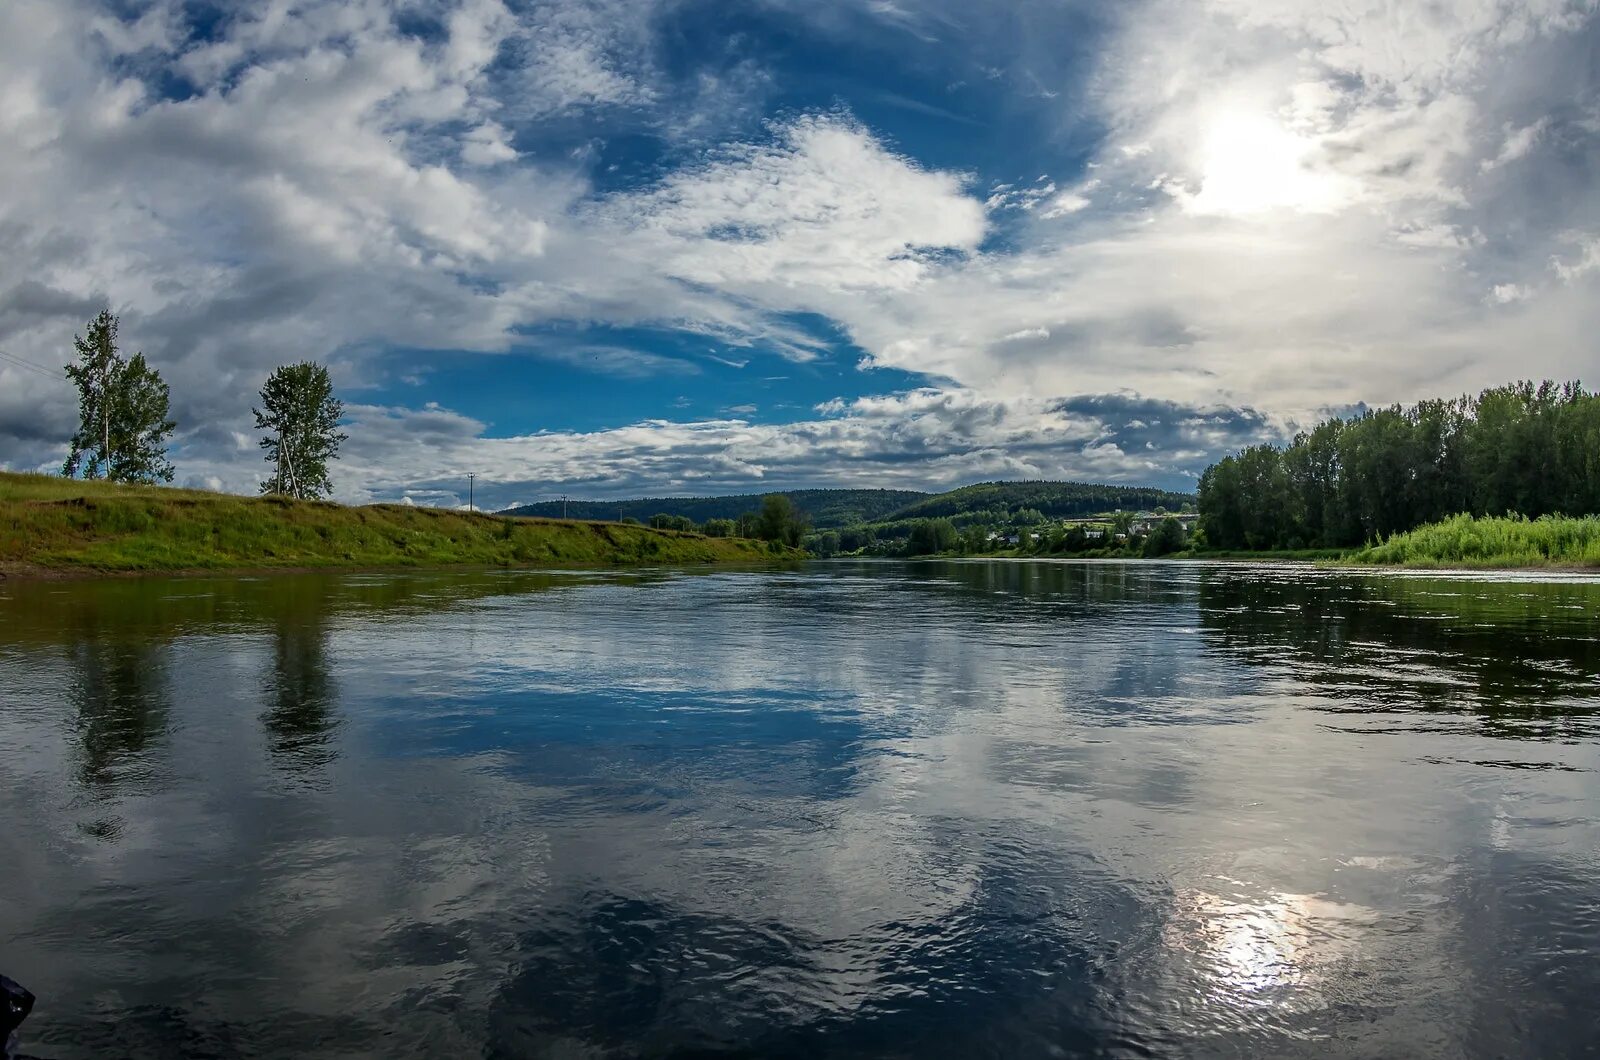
<box><xmin>881</xmin><ymin>553</ymin><xmax>1600</xmax><ymax>575</ymax></box>
<box><xmin>0</xmin><ymin>556</ymin><xmax>800</xmax><ymax>584</ymax></box>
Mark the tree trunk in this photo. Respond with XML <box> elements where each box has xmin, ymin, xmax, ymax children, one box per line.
<box><xmin>102</xmin><ymin>360</ymin><xmax>111</xmax><ymax>479</ymax></box>
<box><xmin>283</xmin><ymin>431</ymin><xmax>299</xmax><ymax>498</ymax></box>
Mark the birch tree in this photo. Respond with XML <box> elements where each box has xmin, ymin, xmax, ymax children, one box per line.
<box><xmin>254</xmin><ymin>362</ymin><xmax>346</xmax><ymax>499</ymax></box>
<box><xmin>62</xmin><ymin>311</ymin><xmax>176</xmax><ymax>483</ymax></box>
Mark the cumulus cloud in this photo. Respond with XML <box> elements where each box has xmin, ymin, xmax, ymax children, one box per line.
<box><xmin>1</xmin><ymin>0</ymin><xmax>1597</xmax><ymax>499</ymax></box>
<box><xmin>1481</xmin><ymin>119</ymin><xmax>1550</xmax><ymax>172</ymax></box>
<box><xmin>252</xmin><ymin>389</ymin><xmax>1279</xmax><ymax>509</ymax></box>
<box><xmin>801</xmin><ymin>0</ymin><xmax>1600</xmax><ymax>417</ymax></box>
<box><xmin>1553</xmin><ymin>234</ymin><xmax>1600</xmax><ymax>281</ymax></box>
<box><xmin>598</xmin><ymin>114</ymin><xmax>986</xmax><ymax>293</ymax></box>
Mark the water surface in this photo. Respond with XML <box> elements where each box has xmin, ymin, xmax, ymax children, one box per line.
<box><xmin>2</xmin><ymin>561</ymin><xmax>1598</xmax><ymax>1058</ymax></box>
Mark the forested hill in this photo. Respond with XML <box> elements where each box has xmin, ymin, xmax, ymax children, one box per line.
<box><xmin>887</xmin><ymin>481</ymin><xmax>1195</xmax><ymax>520</ymax></box>
<box><xmin>500</xmin><ymin>489</ymin><xmax>925</xmax><ymax>527</ymax></box>
<box><xmin>500</xmin><ymin>481</ymin><xmax>1196</xmax><ymax>528</ymax></box>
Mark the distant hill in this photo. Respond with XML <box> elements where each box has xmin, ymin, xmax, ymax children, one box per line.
<box><xmin>884</xmin><ymin>480</ymin><xmax>1194</xmax><ymax>521</ymax></box>
<box><xmin>500</xmin><ymin>489</ymin><xmax>926</xmax><ymax>528</ymax></box>
<box><xmin>500</xmin><ymin>480</ymin><xmax>1195</xmax><ymax>529</ymax></box>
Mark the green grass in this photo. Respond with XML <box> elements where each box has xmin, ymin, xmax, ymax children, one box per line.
<box><xmin>1344</xmin><ymin>513</ymin><xmax>1600</xmax><ymax>569</ymax></box>
<box><xmin>0</xmin><ymin>472</ymin><xmax>794</xmax><ymax>576</ymax></box>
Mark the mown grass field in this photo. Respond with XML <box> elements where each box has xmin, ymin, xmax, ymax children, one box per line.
<box><xmin>1344</xmin><ymin>513</ymin><xmax>1600</xmax><ymax>569</ymax></box>
<box><xmin>0</xmin><ymin>472</ymin><xmax>792</xmax><ymax>576</ymax></box>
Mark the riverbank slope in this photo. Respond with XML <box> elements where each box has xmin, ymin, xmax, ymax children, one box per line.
<box><xmin>888</xmin><ymin>513</ymin><xmax>1600</xmax><ymax>569</ymax></box>
<box><xmin>1341</xmin><ymin>513</ymin><xmax>1600</xmax><ymax>569</ymax></box>
<box><xmin>1</xmin><ymin>473</ymin><xmax>789</xmax><ymax>577</ymax></box>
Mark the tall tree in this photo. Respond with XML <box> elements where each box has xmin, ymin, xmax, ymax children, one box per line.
<box><xmin>1197</xmin><ymin>378</ymin><xmax>1600</xmax><ymax>551</ymax></box>
<box><xmin>254</xmin><ymin>362</ymin><xmax>346</xmax><ymax>499</ymax></box>
<box><xmin>755</xmin><ymin>493</ymin><xmax>807</xmax><ymax>546</ymax></box>
<box><xmin>62</xmin><ymin>311</ymin><xmax>176</xmax><ymax>483</ymax></box>
<box><xmin>107</xmin><ymin>354</ymin><xmax>178</xmax><ymax>484</ymax></box>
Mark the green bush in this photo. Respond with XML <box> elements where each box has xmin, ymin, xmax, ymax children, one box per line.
<box><xmin>1347</xmin><ymin>513</ymin><xmax>1600</xmax><ymax>568</ymax></box>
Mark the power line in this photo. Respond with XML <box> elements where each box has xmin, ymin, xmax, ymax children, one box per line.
<box><xmin>0</xmin><ymin>348</ymin><xmax>59</xmax><ymax>380</ymax></box>
<box><xmin>0</xmin><ymin>348</ymin><xmax>56</xmax><ymax>375</ymax></box>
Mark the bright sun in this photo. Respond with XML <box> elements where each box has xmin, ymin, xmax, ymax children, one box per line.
<box><xmin>1186</xmin><ymin>113</ymin><xmax>1352</xmax><ymax>216</ymax></box>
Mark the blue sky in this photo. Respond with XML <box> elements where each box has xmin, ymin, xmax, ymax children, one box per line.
<box><xmin>2</xmin><ymin>0</ymin><xmax>1597</xmax><ymax>508</ymax></box>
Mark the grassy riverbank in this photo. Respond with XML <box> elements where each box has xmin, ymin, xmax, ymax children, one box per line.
<box><xmin>939</xmin><ymin>547</ymin><xmax>1348</xmax><ymax>562</ymax></box>
<box><xmin>900</xmin><ymin>515</ymin><xmax>1600</xmax><ymax>569</ymax></box>
<box><xmin>0</xmin><ymin>472</ymin><xmax>790</xmax><ymax>577</ymax></box>
<box><xmin>1343</xmin><ymin>513</ymin><xmax>1600</xmax><ymax>569</ymax></box>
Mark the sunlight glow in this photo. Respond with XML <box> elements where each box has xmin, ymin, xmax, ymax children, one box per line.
<box><xmin>1186</xmin><ymin>113</ymin><xmax>1354</xmax><ymax>216</ymax></box>
<box><xmin>1165</xmin><ymin>887</ymin><xmax>1377</xmax><ymax>1011</ymax></box>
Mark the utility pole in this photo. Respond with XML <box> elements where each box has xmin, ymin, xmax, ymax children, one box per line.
<box><xmin>468</xmin><ymin>473</ymin><xmax>475</xmax><ymax>514</ymax></box>
<box><xmin>562</xmin><ymin>494</ymin><xmax>568</xmax><ymax>519</ymax></box>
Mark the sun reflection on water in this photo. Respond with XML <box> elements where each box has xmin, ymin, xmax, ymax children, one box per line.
<box><xmin>1164</xmin><ymin>882</ymin><xmax>1378</xmax><ymax>1011</ymax></box>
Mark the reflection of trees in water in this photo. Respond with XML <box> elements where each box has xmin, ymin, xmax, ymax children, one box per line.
<box><xmin>68</xmin><ymin>638</ymin><xmax>170</xmax><ymax>788</ymax></box>
<box><xmin>1196</xmin><ymin>571</ymin><xmax>1600</xmax><ymax>731</ymax></box>
<box><xmin>3</xmin><ymin>569</ymin><xmax>584</xmax><ymax>650</ymax></box>
<box><xmin>261</xmin><ymin>583</ymin><xmax>341</xmax><ymax>775</ymax></box>
<box><xmin>911</xmin><ymin>559</ymin><xmax>1188</xmax><ymax>613</ymax></box>
<box><xmin>66</xmin><ymin>637</ymin><xmax>172</xmax><ymax>840</ymax></box>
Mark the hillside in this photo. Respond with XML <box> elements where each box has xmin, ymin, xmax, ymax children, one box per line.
<box><xmin>502</xmin><ymin>488</ymin><xmax>926</xmax><ymax>528</ymax></box>
<box><xmin>0</xmin><ymin>473</ymin><xmax>789</xmax><ymax>577</ymax></box>
<box><xmin>887</xmin><ymin>480</ymin><xmax>1194</xmax><ymax>520</ymax></box>
<box><xmin>502</xmin><ymin>480</ymin><xmax>1195</xmax><ymax>529</ymax></box>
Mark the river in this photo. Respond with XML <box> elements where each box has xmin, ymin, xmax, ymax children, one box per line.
<box><xmin>1</xmin><ymin>560</ymin><xmax>1597</xmax><ymax>1058</ymax></box>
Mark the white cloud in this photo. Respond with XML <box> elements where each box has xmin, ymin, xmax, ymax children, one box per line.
<box><xmin>247</xmin><ymin>388</ymin><xmax>1276</xmax><ymax>508</ymax></box>
<box><xmin>1481</xmin><ymin>119</ymin><xmax>1550</xmax><ymax>172</ymax></box>
<box><xmin>1041</xmin><ymin>192</ymin><xmax>1093</xmax><ymax>218</ymax></box>
<box><xmin>1489</xmin><ymin>283</ymin><xmax>1532</xmax><ymax>304</ymax></box>
<box><xmin>461</xmin><ymin>121</ymin><xmax>519</xmax><ymax>166</ymax></box>
<box><xmin>599</xmin><ymin>114</ymin><xmax>986</xmax><ymax>293</ymax></box>
<box><xmin>1</xmin><ymin>0</ymin><xmax>1597</xmax><ymax>498</ymax></box>
<box><xmin>1552</xmin><ymin>235</ymin><xmax>1600</xmax><ymax>281</ymax></box>
<box><xmin>507</xmin><ymin>0</ymin><xmax>658</xmax><ymax>116</ymax></box>
<box><xmin>987</xmin><ymin>180</ymin><xmax>1057</xmax><ymax>212</ymax></box>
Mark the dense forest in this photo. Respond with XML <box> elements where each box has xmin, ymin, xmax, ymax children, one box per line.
<box><xmin>1199</xmin><ymin>381</ymin><xmax>1600</xmax><ymax>551</ymax></box>
<box><xmin>888</xmin><ymin>480</ymin><xmax>1193</xmax><ymax>521</ymax></box>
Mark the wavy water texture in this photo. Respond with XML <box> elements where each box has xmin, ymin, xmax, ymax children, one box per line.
<box><xmin>1</xmin><ymin>561</ymin><xmax>1597</xmax><ymax>1058</ymax></box>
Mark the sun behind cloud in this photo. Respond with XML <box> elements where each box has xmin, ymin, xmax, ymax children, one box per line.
<box><xmin>1183</xmin><ymin>112</ymin><xmax>1358</xmax><ymax>216</ymax></box>
<box><xmin>0</xmin><ymin>0</ymin><xmax>1595</xmax><ymax>508</ymax></box>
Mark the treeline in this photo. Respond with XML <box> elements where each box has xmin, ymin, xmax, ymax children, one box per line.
<box><xmin>504</xmin><ymin>480</ymin><xmax>1196</xmax><ymax>529</ymax></box>
<box><xmin>630</xmin><ymin>495</ymin><xmax>809</xmax><ymax>547</ymax></box>
<box><xmin>1199</xmin><ymin>381</ymin><xmax>1600</xmax><ymax>550</ymax></box>
<box><xmin>504</xmin><ymin>489</ymin><xmax>921</xmax><ymax>528</ymax></box>
<box><xmin>889</xmin><ymin>480</ymin><xmax>1194</xmax><ymax>520</ymax></box>
<box><xmin>809</xmin><ymin>508</ymin><xmax>1195</xmax><ymax>559</ymax></box>
<box><xmin>56</xmin><ymin>311</ymin><xmax>346</xmax><ymax>499</ymax></box>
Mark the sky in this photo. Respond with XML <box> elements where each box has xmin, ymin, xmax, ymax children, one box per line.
<box><xmin>1</xmin><ymin>0</ymin><xmax>1597</xmax><ymax>510</ymax></box>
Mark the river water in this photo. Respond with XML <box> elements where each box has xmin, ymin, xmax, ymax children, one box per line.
<box><xmin>1</xmin><ymin>560</ymin><xmax>1597</xmax><ymax>1058</ymax></box>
